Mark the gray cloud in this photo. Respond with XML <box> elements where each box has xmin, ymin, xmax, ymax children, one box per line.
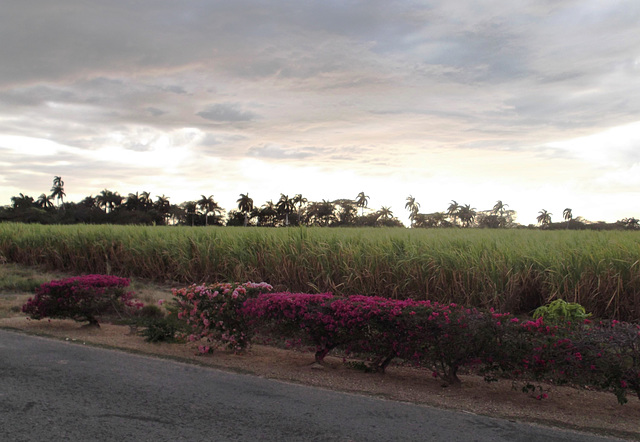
<box><xmin>197</xmin><ymin>103</ymin><xmax>258</xmax><ymax>122</ymax></box>
<box><xmin>248</xmin><ymin>144</ymin><xmax>319</xmax><ymax>160</ymax></box>
<box><xmin>145</xmin><ymin>107</ymin><xmax>166</xmax><ymax>117</ymax></box>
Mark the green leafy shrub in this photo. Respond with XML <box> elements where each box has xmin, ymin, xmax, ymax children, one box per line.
<box><xmin>532</xmin><ymin>299</ymin><xmax>591</xmax><ymax>324</ymax></box>
<box><xmin>140</xmin><ymin>315</ymin><xmax>185</xmax><ymax>343</ymax></box>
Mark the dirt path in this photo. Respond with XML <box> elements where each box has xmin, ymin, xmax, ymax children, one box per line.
<box><xmin>1</xmin><ymin>316</ymin><xmax>638</xmax><ymax>440</ymax></box>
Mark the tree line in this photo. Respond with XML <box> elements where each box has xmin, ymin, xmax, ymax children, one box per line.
<box><xmin>2</xmin><ymin>177</ymin><xmax>638</xmax><ymax>230</ymax></box>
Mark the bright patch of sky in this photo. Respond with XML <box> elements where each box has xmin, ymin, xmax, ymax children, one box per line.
<box><xmin>1</xmin><ymin>0</ymin><xmax>639</xmax><ymax>225</ymax></box>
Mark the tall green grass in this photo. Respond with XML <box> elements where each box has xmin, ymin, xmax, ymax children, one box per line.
<box><xmin>1</xmin><ymin>223</ymin><xmax>639</xmax><ymax>320</ymax></box>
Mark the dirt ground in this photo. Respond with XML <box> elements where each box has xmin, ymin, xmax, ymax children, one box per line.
<box><xmin>1</xmin><ymin>315</ymin><xmax>639</xmax><ymax>440</ymax></box>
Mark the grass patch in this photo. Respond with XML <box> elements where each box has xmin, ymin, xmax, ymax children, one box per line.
<box><xmin>0</xmin><ymin>263</ymin><xmax>55</xmax><ymax>293</ymax></box>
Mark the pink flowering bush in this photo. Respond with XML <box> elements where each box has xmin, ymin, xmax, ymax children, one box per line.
<box><xmin>555</xmin><ymin>320</ymin><xmax>640</xmax><ymax>404</ymax></box>
<box><xmin>173</xmin><ymin>281</ymin><xmax>272</xmax><ymax>354</ymax></box>
<box><xmin>178</xmin><ymin>282</ymin><xmax>640</xmax><ymax>403</ymax></box>
<box><xmin>483</xmin><ymin>315</ymin><xmax>640</xmax><ymax>404</ymax></box>
<box><xmin>392</xmin><ymin>304</ymin><xmax>505</xmax><ymax>385</ymax></box>
<box><xmin>244</xmin><ymin>293</ymin><xmax>501</xmax><ymax>383</ymax></box>
<box><xmin>22</xmin><ymin>274</ymin><xmax>141</xmax><ymax>327</ymax></box>
<box><xmin>242</xmin><ymin>292</ymin><xmax>337</xmax><ymax>362</ymax></box>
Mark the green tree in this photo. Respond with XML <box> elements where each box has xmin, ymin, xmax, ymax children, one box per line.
<box><xmin>306</xmin><ymin>200</ymin><xmax>335</xmax><ymax>226</ymax></box>
<box><xmin>537</xmin><ymin>209</ymin><xmax>552</xmax><ymax>228</ymax></box>
<box><xmin>276</xmin><ymin>194</ymin><xmax>295</xmax><ymax>226</ymax></box>
<box><xmin>155</xmin><ymin>195</ymin><xmax>172</xmax><ymax>225</ymax></box>
<box><xmin>333</xmin><ymin>199</ymin><xmax>357</xmax><ymax>226</ymax></box>
<box><xmin>563</xmin><ymin>208</ymin><xmax>573</xmax><ymax>229</ymax></box>
<box><xmin>405</xmin><ymin>195</ymin><xmax>420</xmax><ymax>227</ymax></box>
<box><xmin>355</xmin><ymin>192</ymin><xmax>369</xmax><ymax>216</ymax></box>
<box><xmin>492</xmin><ymin>200</ymin><xmax>508</xmax><ymax>217</ymax></box>
<box><xmin>50</xmin><ymin>176</ymin><xmax>66</xmax><ymax>209</ymax></box>
<box><xmin>181</xmin><ymin>201</ymin><xmax>198</xmax><ymax>226</ymax></box>
<box><xmin>293</xmin><ymin>194</ymin><xmax>308</xmax><ymax>225</ymax></box>
<box><xmin>198</xmin><ymin>195</ymin><xmax>219</xmax><ymax>226</ymax></box>
<box><xmin>447</xmin><ymin>200</ymin><xmax>459</xmax><ymax>226</ymax></box>
<box><xmin>80</xmin><ymin>195</ymin><xmax>97</xmax><ymax>208</ymax></box>
<box><xmin>36</xmin><ymin>193</ymin><xmax>55</xmax><ymax>210</ymax></box>
<box><xmin>236</xmin><ymin>193</ymin><xmax>254</xmax><ymax>227</ymax></box>
<box><xmin>378</xmin><ymin>206</ymin><xmax>393</xmax><ymax>220</ymax></box>
<box><xmin>97</xmin><ymin>189</ymin><xmax>122</xmax><ymax>213</ymax></box>
<box><xmin>139</xmin><ymin>191</ymin><xmax>152</xmax><ymax>211</ymax></box>
<box><xmin>457</xmin><ymin>204</ymin><xmax>476</xmax><ymax>228</ymax></box>
<box><xmin>11</xmin><ymin>193</ymin><xmax>35</xmax><ymax>210</ymax></box>
<box><xmin>125</xmin><ymin>192</ymin><xmax>142</xmax><ymax>211</ymax></box>
<box><xmin>259</xmin><ymin>200</ymin><xmax>278</xmax><ymax>227</ymax></box>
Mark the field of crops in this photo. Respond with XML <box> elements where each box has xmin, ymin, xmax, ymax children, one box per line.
<box><xmin>1</xmin><ymin>223</ymin><xmax>639</xmax><ymax>320</ymax></box>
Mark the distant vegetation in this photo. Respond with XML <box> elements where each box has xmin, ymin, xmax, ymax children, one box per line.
<box><xmin>1</xmin><ymin>223</ymin><xmax>639</xmax><ymax>321</ymax></box>
<box><xmin>2</xmin><ymin>177</ymin><xmax>638</xmax><ymax>230</ymax></box>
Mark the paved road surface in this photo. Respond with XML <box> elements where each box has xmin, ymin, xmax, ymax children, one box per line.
<box><xmin>0</xmin><ymin>329</ymin><xmax>625</xmax><ymax>441</ymax></box>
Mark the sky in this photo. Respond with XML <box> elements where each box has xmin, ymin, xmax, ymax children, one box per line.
<box><xmin>1</xmin><ymin>0</ymin><xmax>639</xmax><ymax>226</ymax></box>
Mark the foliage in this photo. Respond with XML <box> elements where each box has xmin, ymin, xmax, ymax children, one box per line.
<box><xmin>484</xmin><ymin>316</ymin><xmax>640</xmax><ymax>405</ymax></box>
<box><xmin>243</xmin><ymin>291</ymin><xmax>640</xmax><ymax>402</ymax></box>
<box><xmin>172</xmin><ymin>281</ymin><xmax>272</xmax><ymax>353</ymax></box>
<box><xmin>139</xmin><ymin>314</ymin><xmax>186</xmax><ymax>343</ymax></box>
<box><xmin>532</xmin><ymin>299</ymin><xmax>592</xmax><ymax>325</ymax></box>
<box><xmin>3</xmin><ymin>225</ymin><xmax>640</xmax><ymax>320</ymax></box>
<box><xmin>22</xmin><ymin>274</ymin><xmax>142</xmax><ymax>326</ymax></box>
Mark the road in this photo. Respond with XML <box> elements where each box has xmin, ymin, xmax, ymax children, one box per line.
<box><xmin>0</xmin><ymin>329</ymin><xmax>625</xmax><ymax>441</ymax></box>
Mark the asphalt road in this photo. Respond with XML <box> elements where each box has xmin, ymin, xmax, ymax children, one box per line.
<box><xmin>0</xmin><ymin>329</ymin><xmax>625</xmax><ymax>441</ymax></box>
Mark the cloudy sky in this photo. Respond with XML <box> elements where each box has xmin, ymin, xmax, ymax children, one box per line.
<box><xmin>1</xmin><ymin>0</ymin><xmax>639</xmax><ymax>225</ymax></box>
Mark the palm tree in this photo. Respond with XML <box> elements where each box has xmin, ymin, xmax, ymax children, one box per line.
<box><xmin>457</xmin><ymin>204</ymin><xmax>477</xmax><ymax>227</ymax></box>
<box><xmin>36</xmin><ymin>193</ymin><xmax>54</xmax><ymax>210</ymax></box>
<box><xmin>292</xmin><ymin>194</ymin><xmax>308</xmax><ymax>225</ymax></box>
<box><xmin>563</xmin><ymin>208</ymin><xmax>573</xmax><ymax>229</ymax></box>
<box><xmin>378</xmin><ymin>206</ymin><xmax>393</xmax><ymax>219</ymax></box>
<box><xmin>197</xmin><ymin>195</ymin><xmax>218</xmax><ymax>226</ymax></box>
<box><xmin>276</xmin><ymin>194</ymin><xmax>295</xmax><ymax>226</ymax></box>
<box><xmin>11</xmin><ymin>193</ymin><xmax>34</xmax><ymax>210</ymax></box>
<box><xmin>236</xmin><ymin>193</ymin><xmax>254</xmax><ymax>227</ymax></box>
<box><xmin>333</xmin><ymin>199</ymin><xmax>357</xmax><ymax>226</ymax></box>
<box><xmin>355</xmin><ymin>192</ymin><xmax>369</xmax><ymax>216</ymax></box>
<box><xmin>125</xmin><ymin>192</ymin><xmax>142</xmax><ymax>211</ymax></box>
<box><xmin>492</xmin><ymin>200</ymin><xmax>508</xmax><ymax>216</ymax></box>
<box><xmin>447</xmin><ymin>200</ymin><xmax>459</xmax><ymax>225</ymax></box>
<box><xmin>623</xmin><ymin>217</ymin><xmax>639</xmax><ymax>229</ymax></box>
<box><xmin>181</xmin><ymin>201</ymin><xmax>198</xmax><ymax>226</ymax></box>
<box><xmin>155</xmin><ymin>195</ymin><xmax>172</xmax><ymax>224</ymax></box>
<box><xmin>97</xmin><ymin>189</ymin><xmax>122</xmax><ymax>213</ymax></box>
<box><xmin>259</xmin><ymin>200</ymin><xmax>278</xmax><ymax>227</ymax></box>
<box><xmin>405</xmin><ymin>195</ymin><xmax>420</xmax><ymax>227</ymax></box>
<box><xmin>537</xmin><ymin>209</ymin><xmax>552</xmax><ymax>228</ymax></box>
<box><xmin>50</xmin><ymin>176</ymin><xmax>66</xmax><ymax>209</ymax></box>
<box><xmin>140</xmin><ymin>191</ymin><xmax>152</xmax><ymax>211</ymax></box>
<box><xmin>80</xmin><ymin>195</ymin><xmax>97</xmax><ymax>208</ymax></box>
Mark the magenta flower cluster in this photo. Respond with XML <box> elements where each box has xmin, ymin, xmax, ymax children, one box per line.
<box><xmin>172</xmin><ymin>281</ymin><xmax>273</xmax><ymax>353</ymax></box>
<box><xmin>171</xmin><ymin>282</ymin><xmax>640</xmax><ymax>404</ymax></box>
<box><xmin>243</xmin><ymin>293</ymin><xmax>498</xmax><ymax>383</ymax></box>
<box><xmin>491</xmin><ymin>315</ymin><xmax>640</xmax><ymax>404</ymax></box>
<box><xmin>22</xmin><ymin>274</ymin><xmax>142</xmax><ymax>326</ymax></box>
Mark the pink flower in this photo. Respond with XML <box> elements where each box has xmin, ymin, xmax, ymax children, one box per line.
<box><xmin>157</xmin><ymin>299</ymin><xmax>165</xmax><ymax>306</ymax></box>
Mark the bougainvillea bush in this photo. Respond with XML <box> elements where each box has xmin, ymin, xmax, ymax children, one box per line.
<box><xmin>243</xmin><ymin>293</ymin><xmax>503</xmax><ymax>382</ymax></box>
<box><xmin>172</xmin><ymin>281</ymin><xmax>272</xmax><ymax>354</ymax></box>
<box><xmin>22</xmin><ymin>274</ymin><xmax>141</xmax><ymax>327</ymax></box>
<box><xmin>481</xmin><ymin>315</ymin><xmax>640</xmax><ymax>404</ymax></box>
<box><xmin>173</xmin><ymin>281</ymin><xmax>640</xmax><ymax>403</ymax></box>
<box><xmin>242</xmin><ymin>292</ymin><xmax>338</xmax><ymax>362</ymax></box>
